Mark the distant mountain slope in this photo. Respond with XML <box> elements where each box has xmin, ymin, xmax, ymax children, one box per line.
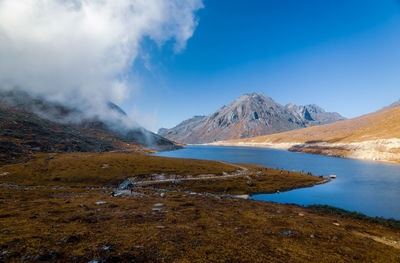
<box><xmin>215</xmin><ymin>103</ymin><xmax>400</xmax><ymax>163</ymax></box>
<box><xmin>0</xmin><ymin>90</ymin><xmax>180</xmax><ymax>160</ymax></box>
<box><xmin>0</xmin><ymin>106</ymin><xmax>115</xmax><ymax>158</ymax></box>
<box><xmin>159</xmin><ymin>93</ymin><xmax>344</xmax><ymax>144</ymax></box>
<box><xmin>389</xmin><ymin>99</ymin><xmax>400</xmax><ymax>108</ymax></box>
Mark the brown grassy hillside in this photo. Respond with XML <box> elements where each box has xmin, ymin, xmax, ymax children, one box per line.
<box><xmin>238</xmin><ymin>106</ymin><xmax>400</xmax><ymax>144</ymax></box>
<box><xmin>217</xmin><ymin>106</ymin><xmax>400</xmax><ymax>163</ymax></box>
<box><xmin>1</xmin><ymin>153</ymin><xmax>400</xmax><ymax>262</ymax></box>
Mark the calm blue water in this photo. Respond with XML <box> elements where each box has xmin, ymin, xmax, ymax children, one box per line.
<box><xmin>155</xmin><ymin>145</ymin><xmax>400</xmax><ymax>219</ymax></box>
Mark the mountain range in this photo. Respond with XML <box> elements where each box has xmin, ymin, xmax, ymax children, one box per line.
<box><xmin>214</xmin><ymin>101</ymin><xmax>400</xmax><ymax>163</ymax></box>
<box><xmin>158</xmin><ymin>93</ymin><xmax>345</xmax><ymax>144</ymax></box>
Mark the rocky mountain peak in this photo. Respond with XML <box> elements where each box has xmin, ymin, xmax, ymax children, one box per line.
<box><xmin>159</xmin><ymin>93</ymin><xmax>345</xmax><ymax>144</ymax></box>
<box><xmin>389</xmin><ymin>99</ymin><xmax>400</xmax><ymax>108</ymax></box>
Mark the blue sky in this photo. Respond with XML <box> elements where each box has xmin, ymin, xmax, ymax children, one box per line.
<box><xmin>124</xmin><ymin>0</ymin><xmax>400</xmax><ymax>131</ymax></box>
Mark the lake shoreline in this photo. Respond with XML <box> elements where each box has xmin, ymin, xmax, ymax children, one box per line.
<box><xmin>156</xmin><ymin>145</ymin><xmax>400</xmax><ymax>219</ymax></box>
<box><xmin>206</xmin><ymin>140</ymin><xmax>400</xmax><ymax>165</ymax></box>
<box><xmin>2</xmin><ymin>152</ymin><xmax>400</xmax><ymax>261</ymax></box>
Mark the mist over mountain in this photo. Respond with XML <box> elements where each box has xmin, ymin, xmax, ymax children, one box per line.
<box><xmin>0</xmin><ymin>90</ymin><xmax>180</xmax><ymax>158</ymax></box>
<box><xmin>158</xmin><ymin>93</ymin><xmax>345</xmax><ymax>144</ymax></box>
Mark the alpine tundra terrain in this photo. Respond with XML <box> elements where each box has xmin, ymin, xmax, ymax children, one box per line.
<box><xmin>2</xmin><ymin>153</ymin><xmax>400</xmax><ymax>262</ymax></box>
<box><xmin>158</xmin><ymin>93</ymin><xmax>344</xmax><ymax>144</ymax></box>
<box><xmin>213</xmin><ymin>101</ymin><xmax>400</xmax><ymax>164</ymax></box>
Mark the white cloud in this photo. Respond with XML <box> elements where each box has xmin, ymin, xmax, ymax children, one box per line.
<box><xmin>0</xmin><ymin>0</ymin><xmax>203</xmax><ymax>117</ymax></box>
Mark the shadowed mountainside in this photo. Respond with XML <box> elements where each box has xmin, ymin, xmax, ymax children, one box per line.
<box><xmin>159</xmin><ymin>93</ymin><xmax>344</xmax><ymax>144</ymax></box>
<box><xmin>0</xmin><ymin>90</ymin><xmax>180</xmax><ymax>161</ymax></box>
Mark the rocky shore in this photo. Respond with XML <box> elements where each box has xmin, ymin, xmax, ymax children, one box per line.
<box><xmin>210</xmin><ymin>138</ymin><xmax>400</xmax><ymax>164</ymax></box>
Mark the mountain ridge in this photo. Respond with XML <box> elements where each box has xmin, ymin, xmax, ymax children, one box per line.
<box><xmin>212</xmin><ymin>101</ymin><xmax>400</xmax><ymax>164</ymax></box>
<box><xmin>159</xmin><ymin>93</ymin><xmax>345</xmax><ymax>144</ymax></box>
<box><xmin>0</xmin><ymin>90</ymin><xmax>180</xmax><ymax>160</ymax></box>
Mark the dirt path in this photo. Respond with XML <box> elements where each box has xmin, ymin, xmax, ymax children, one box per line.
<box><xmin>128</xmin><ymin>162</ymin><xmax>249</xmax><ymax>187</ymax></box>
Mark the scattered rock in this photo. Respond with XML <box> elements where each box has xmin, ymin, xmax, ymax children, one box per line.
<box><xmin>89</xmin><ymin>259</ymin><xmax>106</xmax><ymax>263</ymax></box>
<box><xmin>310</xmin><ymin>234</ymin><xmax>315</xmax><ymax>239</ymax></box>
<box><xmin>79</xmin><ymin>204</ymin><xmax>89</xmax><ymax>211</ymax></box>
<box><xmin>59</xmin><ymin>235</ymin><xmax>79</xmax><ymax>244</ymax></box>
<box><xmin>246</xmin><ymin>181</ymin><xmax>254</xmax><ymax>186</ymax></box>
<box><xmin>95</xmin><ymin>201</ymin><xmax>107</xmax><ymax>205</ymax></box>
<box><xmin>276</xmin><ymin>210</ymin><xmax>281</xmax><ymax>214</ymax></box>
<box><xmin>101</xmin><ymin>163</ymin><xmax>109</xmax><ymax>169</ymax></box>
<box><xmin>118</xmin><ymin>179</ymin><xmax>133</xmax><ymax>190</ymax></box>
<box><xmin>101</xmin><ymin>245</ymin><xmax>110</xmax><ymax>251</ymax></box>
<box><xmin>333</xmin><ymin>222</ymin><xmax>340</xmax><ymax>226</ymax></box>
<box><xmin>193</xmin><ymin>241</ymin><xmax>203</xmax><ymax>246</ymax></box>
<box><xmin>21</xmin><ymin>254</ymin><xmax>31</xmax><ymax>261</ymax></box>
<box><xmin>280</xmin><ymin>230</ymin><xmax>292</xmax><ymax>236</ymax></box>
<box><xmin>0</xmin><ymin>172</ymin><xmax>9</xmax><ymax>176</ymax></box>
<box><xmin>45</xmin><ymin>156</ymin><xmax>55</xmax><ymax>161</ymax></box>
<box><xmin>298</xmin><ymin>213</ymin><xmax>304</xmax><ymax>217</ymax></box>
<box><xmin>160</xmin><ymin>193</ymin><xmax>166</xmax><ymax>198</ymax></box>
<box><xmin>234</xmin><ymin>194</ymin><xmax>249</xmax><ymax>199</ymax></box>
<box><xmin>49</xmin><ymin>250</ymin><xmax>58</xmax><ymax>259</ymax></box>
<box><xmin>153</xmin><ymin>203</ymin><xmax>164</xmax><ymax>207</ymax></box>
<box><xmin>33</xmin><ymin>254</ymin><xmax>43</xmax><ymax>261</ymax></box>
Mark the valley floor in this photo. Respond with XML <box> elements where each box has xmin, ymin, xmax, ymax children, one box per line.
<box><xmin>1</xmin><ymin>153</ymin><xmax>400</xmax><ymax>262</ymax></box>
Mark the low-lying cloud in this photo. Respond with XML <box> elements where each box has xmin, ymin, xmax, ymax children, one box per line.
<box><xmin>0</xmin><ymin>0</ymin><xmax>203</xmax><ymax>120</ymax></box>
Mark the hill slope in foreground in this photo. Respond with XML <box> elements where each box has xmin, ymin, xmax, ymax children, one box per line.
<box><xmin>212</xmin><ymin>105</ymin><xmax>400</xmax><ymax>163</ymax></box>
<box><xmin>1</xmin><ymin>153</ymin><xmax>400</xmax><ymax>262</ymax></box>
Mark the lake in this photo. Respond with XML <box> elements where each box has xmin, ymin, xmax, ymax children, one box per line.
<box><xmin>154</xmin><ymin>145</ymin><xmax>400</xmax><ymax>219</ymax></box>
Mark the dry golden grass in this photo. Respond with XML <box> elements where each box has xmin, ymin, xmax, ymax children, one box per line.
<box><xmin>1</xmin><ymin>152</ymin><xmax>399</xmax><ymax>262</ymax></box>
<box><xmin>220</xmin><ymin>107</ymin><xmax>400</xmax><ymax>163</ymax></box>
<box><xmin>0</xmin><ymin>152</ymin><xmax>238</xmax><ymax>187</ymax></box>
<box><xmin>145</xmin><ymin>166</ymin><xmax>323</xmax><ymax>195</ymax></box>
<box><xmin>1</xmin><ymin>187</ymin><xmax>400</xmax><ymax>262</ymax></box>
<box><xmin>232</xmin><ymin>107</ymin><xmax>400</xmax><ymax>144</ymax></box>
